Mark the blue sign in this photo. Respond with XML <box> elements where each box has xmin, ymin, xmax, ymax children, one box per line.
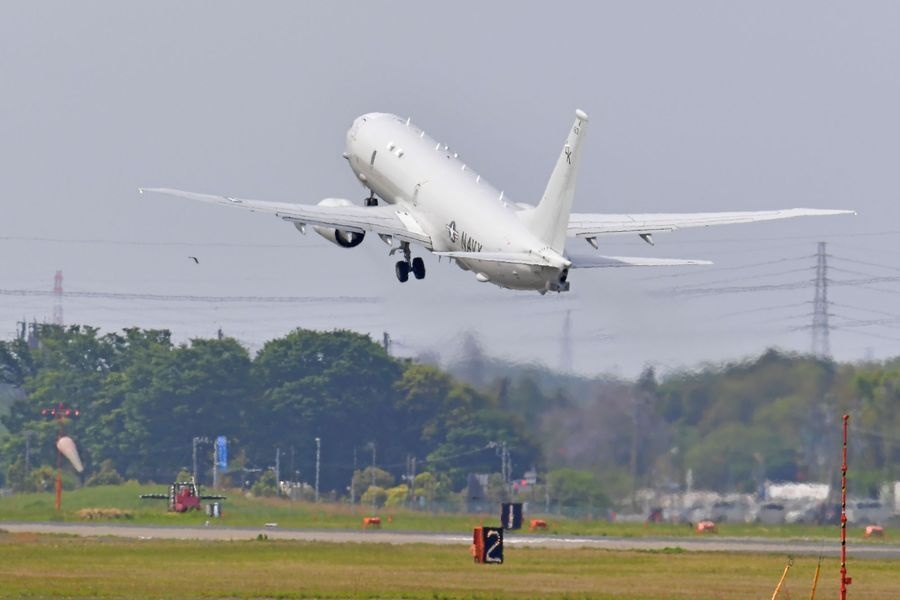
<box><xmin>216</xmin><ymin>436</ymin><xmax>227</xmax><ymax>470</ymax></box>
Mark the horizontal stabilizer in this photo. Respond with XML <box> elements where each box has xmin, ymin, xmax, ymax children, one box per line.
<box><xmin>568</xmin><ymin>208</ymin><xmax>856</xmax><ymax>238</ymax></box>
<box><xmin>434</xmin><ymin>251</ymin><xmax>552</xmax><ymax>267</ymax></box>
<box><xmin>569</xmin><ymin>255</ymin><xmax>712</xmax><ymax>268</ymax></box>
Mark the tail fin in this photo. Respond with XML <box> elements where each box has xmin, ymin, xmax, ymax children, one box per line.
<box><xmin>522</xmin><ymin>109</ymin><xmax>589</xmax><ymax>253</ymax></box>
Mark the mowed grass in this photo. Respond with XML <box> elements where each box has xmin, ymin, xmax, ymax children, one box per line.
<box><xmin>0</xmin><ymin>483</ymin><xmax>890</xmax><ymax>544</ymax></box>
<box><xmin>0</xmin><ymin>532</ymin><xmax>898</xmax><ymax>599</ymax></box>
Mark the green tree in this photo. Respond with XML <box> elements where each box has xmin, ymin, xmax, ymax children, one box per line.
<box><xmin>250</xmin><ymin>329</ymin><xmax>402</xmax><ymax>491</ymax></box>
<box><xmin>548</xmin><ymin>468</ymin><xmax>610</xmax><ymax>510</ymax></box>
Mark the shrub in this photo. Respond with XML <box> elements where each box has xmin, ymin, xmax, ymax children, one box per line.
<box><xmin>86</xmin><ymin>460</ymin><xmax>124</xmax><ymax>486</ymax></box>
<box><xmin>251</xmin><ymin>470</ymin><xmax>279</xmax><ymax>497</ymax></box>
<box><xmin>360</xmin><ymin>485</ymin><xmax>388</xmax><ymax>508</ymax></box>
<box><xmin>384</xmin><ymin>484</ymin><xmax>409</xmax><ymax>507</ymax></box>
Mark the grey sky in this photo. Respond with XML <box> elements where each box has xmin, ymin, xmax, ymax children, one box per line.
<box><xmin>1</xmin><ymin>1</ymin><xmax>898</xmax><ymax>375</ymax></box>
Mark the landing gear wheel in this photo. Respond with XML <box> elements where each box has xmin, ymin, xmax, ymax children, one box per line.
<box><xmin>365</xmin><ymin>195</ymin><xmax>378</xmax><ymax>207</ymax></box>
<box><xmin>395</xmin><ymin>260</ymin><xmax>410</xmax><ymax>283</ymax></box>
<box><xmin>411</xmin><ymin>257</ymin><xmax>426</xmax><ymax>280</ymax></box>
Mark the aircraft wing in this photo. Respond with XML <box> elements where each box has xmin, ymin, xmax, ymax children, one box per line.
<box><xmin>567</xmin><ymin>208</ymin><xmax>855</xmax><ymax>239</ymax></box>
<box><xmin>139</xmin><ymin>187</ymin><xmax>433</xmax><ymax>249</ymax></box>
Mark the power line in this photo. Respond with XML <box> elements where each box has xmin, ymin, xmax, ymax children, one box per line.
<box><xmin>0</xmin><ymin>235</ymin><xmax>315</xmax><ymax>249</ymax></box>
<box><xmin>662</xmin><ymin>266</ymin><xmax>814</xmax><ymax>291</ymax></box>
<box><xmin>715</xmin><ymin>301</ymin><xmax>811</xmax><ymax>319</ymax></box>
<box><xmin>831</xmin><ymin>302</ymin><xmax>900</xmax><ymax>320</ymax></box>
<box><xmin>641</xmin><ymin>255</ymin><xmax>812</xmax><ymax>282</ymax></box>
<box><xmin>829</xmin><ymin>255</ymin><xmax>900</xmax><ymax>273</ymax></box>
<box><xmin>0</xmin><ymin>288</ymin><xmax>379</xmax><ymax>305</ymax></box>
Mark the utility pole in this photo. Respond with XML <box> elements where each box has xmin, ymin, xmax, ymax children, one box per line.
<box><xmin>350</xmin><ymin>446</ymin><xmax>357</xmax><ymax>508</ymax></box>
<box><xmin>275</xmin><ymin>447</ymin><xmax>281</xmax><ymax>490</ymax></box>
<box><xmin>290</xmin><ymin>445</ymin><xmax>295</xmax><ymax>484</ymax></box>
<box><xmin>371</xmin><ymin>442</ymin><xmax>376</xmax><ymax>488</ymax></box>
<box><xmin>24</xmin><ymin>430</ymin><xmax>35</xmax><ymax>473</ymax></box>
<box><xmin>370</xmin><ymin>442</ymin><xmax>376</xmax><ymax>510</ymax></box>
<box><xmin>314</xmin><ymin>437</ymin><xmax>321</xmax><ymax>503</ymax></box>
<box><xmin>504</xmin><ymin>442</ymin><xmax>512</xmax><ymax>498</ymax></box>
<box><xmin>192</xmin><ymin>436</ymin><xmax>209</xmax><ymax>485</ymax></box>
<box><xmin>490</xmin><ymin>441</ymin><xmax>511</xmax><ymax>499</ymax></box>
<box><xmin>630</xmin><ymin>395</ymin><xmax>640</xmax><ymax>511</ymax></box>
<box><xmin>410</xmin><ymin>456</ymin><xmax>416</xmax><ymax>507</ymax></box>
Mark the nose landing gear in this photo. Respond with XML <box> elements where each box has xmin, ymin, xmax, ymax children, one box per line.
<box><xmin>393</xmin><ymin>242</ymin><xmax>426</xmax><ymax>283</ymax></box>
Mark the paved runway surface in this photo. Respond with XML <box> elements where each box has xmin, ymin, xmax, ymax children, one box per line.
<box><xmin>3</xmin><ymin>521</ymin><xmax>900</xmax><ymax>559</ymax></box>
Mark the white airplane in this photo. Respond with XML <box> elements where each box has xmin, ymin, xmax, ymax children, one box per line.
<box><xmin>141</xmin><ymin>110</ymin><xmax>854</xmax><ymax>293</ymax></box>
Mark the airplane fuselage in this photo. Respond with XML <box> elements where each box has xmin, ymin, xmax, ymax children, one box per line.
<box><xmin>344</xmin><ymin>112</ymin><xmax>570</xmax><ymax>291</ymax></box>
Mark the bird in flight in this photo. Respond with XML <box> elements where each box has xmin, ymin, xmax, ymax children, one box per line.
<box><xmin>188</xmin><ymin>256</ymin><xmax>199</xmax><ymax>264</ymax></box>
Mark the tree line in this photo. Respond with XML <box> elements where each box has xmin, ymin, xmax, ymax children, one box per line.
<box><xmin>0</xmin><ymin>325</ymin><xmax>540</xmax><ymax>496</ymax></box>
<box><xmin>2</xmin><ymin>324</ymin><xmax>898</xmax><ymax>507</ymax></box>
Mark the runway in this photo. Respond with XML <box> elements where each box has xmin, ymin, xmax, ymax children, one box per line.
<box><xmin>3</xmin><ymin>521</ymin><xmax>899</xmax><ymax>559</ymax></box>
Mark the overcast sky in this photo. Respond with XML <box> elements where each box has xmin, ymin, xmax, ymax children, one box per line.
<box><xmin>1</xmin><ymin>1</ymin><xmax>898</xmax><ymax>376</ymax></box>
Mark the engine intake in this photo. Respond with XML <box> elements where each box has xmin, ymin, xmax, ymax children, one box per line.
<box><xmin>310</xmin><ymin>198</ymin><xmax>366</xmax><ymax>248</ymax></box>
<box><xmin>314</xmin><ymin>226</ymin><xmax>365</xmax><ymax>248</ymax></box>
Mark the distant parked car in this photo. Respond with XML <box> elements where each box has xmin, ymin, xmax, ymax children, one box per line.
<box><xmin>710</xmin><ymin>500</ymin><xmax>751</xmax><ymax>523</ymax></box>
<box><xmin>846</xmin><ymin>500</ymin><xmax>890</xmax><ymax>524</ymax></box>
<box><xmin>756</xmin><ymin>503</ymin><xmax>786</xmax><ymax>525</ymax></box>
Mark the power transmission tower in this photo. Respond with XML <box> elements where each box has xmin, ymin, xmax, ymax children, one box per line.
<box><xmin>559</xmin><ymin>309</ymin><xmax>573</xmax><ymax>372</ymax></box>
<box><xmin>811</xmin><ymin>242</ymin><xmax>830</xmax><ymax>358</ymax></box>
<box><xmin>53</xmin><ymin>270</ymin><xmax>64</xmax><ymax>326</ymax></box>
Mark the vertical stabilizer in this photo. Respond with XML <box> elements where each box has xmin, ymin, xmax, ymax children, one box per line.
<box><xmin>523</xmin><ymin>109</ymin><xmax>589</xmax><ymax>253</ymax></box>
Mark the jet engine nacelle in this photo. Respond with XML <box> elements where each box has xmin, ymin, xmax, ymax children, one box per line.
<box><xmin>312</xmin><ymin>198</ymin><xmax>365</xmax><ymax>248</ymax></box>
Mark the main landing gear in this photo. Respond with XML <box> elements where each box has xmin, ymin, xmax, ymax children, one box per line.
<box><xmin>365</xmin><ymin>192</ymin><xmax>378</xmax><ymax>207</ymax></box>
<box><xmin>393</xmin><ymin>242</ymin><xmax>425</xmax><ymax>283</ymax></box>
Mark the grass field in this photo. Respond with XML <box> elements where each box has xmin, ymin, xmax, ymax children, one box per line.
<box><xmin>0</xmin><ymin>531</ymin><xmax>897</xmax><ymax>599</ymax></box>
<box><xmin>0</xmin><ymin>483</ymin><xmax>892</xmax><ymax>545</ymax></box>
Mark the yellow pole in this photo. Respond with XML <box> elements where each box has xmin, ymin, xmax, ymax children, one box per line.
<box><xmin>771</xmin><ymin>558</ymin><xmax>793</xmax><ymax>600</ymax></box>
<box><xmin>809</xmin><ymin>558</ymin><xmax>822</xmax><ymax>600</ymax></box>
